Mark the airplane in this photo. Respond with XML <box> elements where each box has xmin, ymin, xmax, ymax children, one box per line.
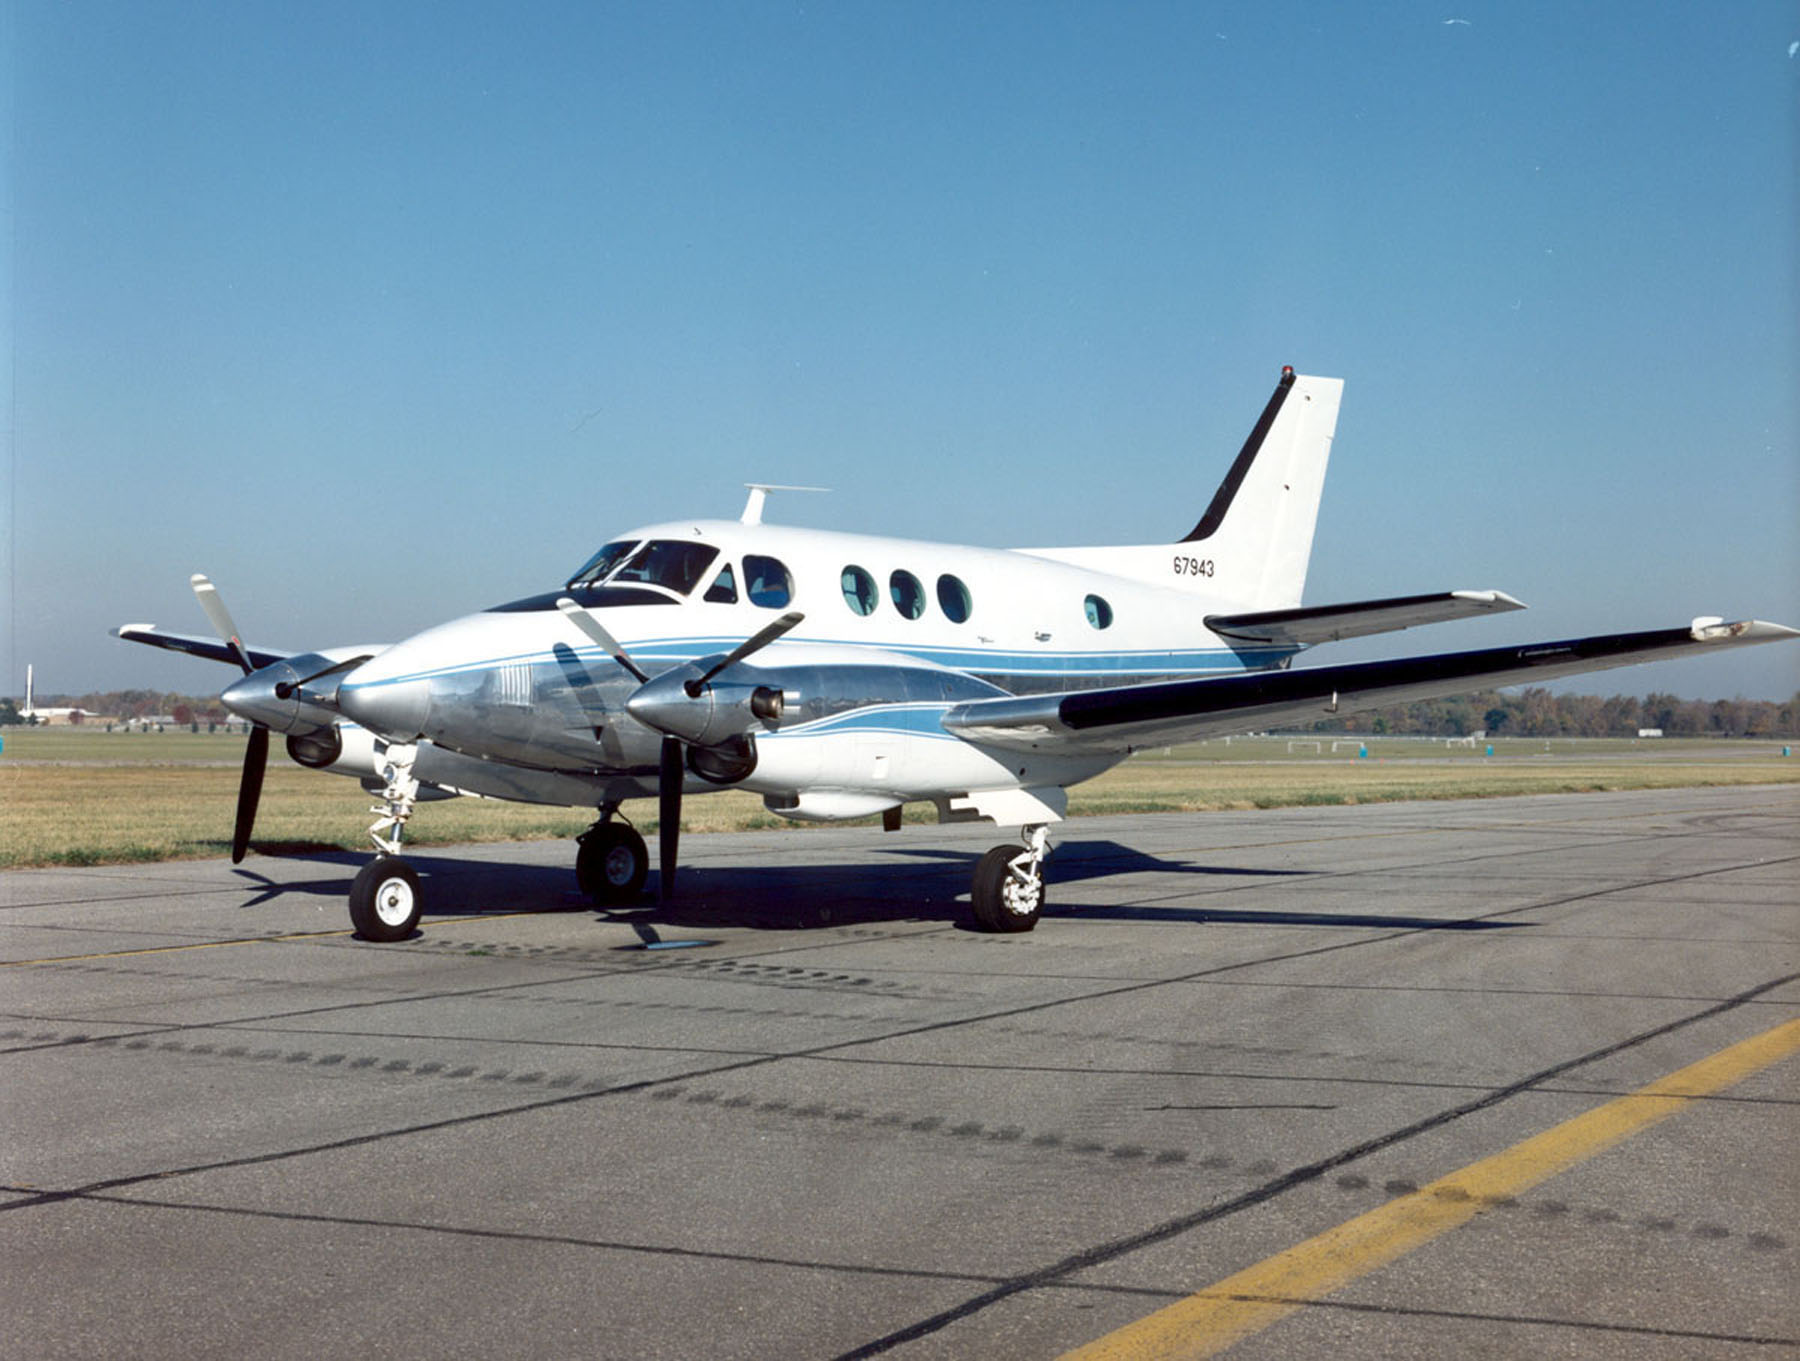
<box><xmin>115</xmin><ymin>367</ymin><xmax>1797</xmax><ymax>942</ymax></box>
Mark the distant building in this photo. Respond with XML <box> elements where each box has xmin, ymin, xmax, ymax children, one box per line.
<box><xmin>21</xmin><ymin>668</ymin><xmax>90</xmax><ymax>724</ymax></box>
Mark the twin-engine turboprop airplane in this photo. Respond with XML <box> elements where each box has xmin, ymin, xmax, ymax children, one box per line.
<box><xmin>116</xmin><ymin>368</ymin><xmax>1796</xmax><ymax>941</ymax></box>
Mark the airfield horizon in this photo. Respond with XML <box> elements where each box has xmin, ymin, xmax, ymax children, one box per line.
<box><xmin>2</xmin><ymin>727</ymin><xmax>1793</xmax><ymax>871</ymax></box>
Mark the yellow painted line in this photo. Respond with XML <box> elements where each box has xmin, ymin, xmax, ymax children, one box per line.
<box><xmin>1064</xmin><ymin>1015</ymin><xmax>1800</xmax><ymax>1360</ymax></box>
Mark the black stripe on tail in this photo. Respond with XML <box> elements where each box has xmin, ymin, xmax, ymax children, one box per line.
<box><xmin>1182</xmin><ymin>366</ymin><xmax>1297</xmax><ymax>543</ymax></box>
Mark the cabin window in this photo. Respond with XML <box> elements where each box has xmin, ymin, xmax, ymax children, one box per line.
<box><xmin>1084</xmin><ymin>594</ymin><xmax>1113</xmax><ymax>629</ymax></box>
<box><xmin>566</xmin><ymin>540</ymin><xmax>639</xmax><ymax>589</ymax></box>
<box><xmin>889</xmin><ymin>570</ymin><xmax>925</xmax><ymax>620</ymax></box>
<box><xmin>745</xmin><ymin>555</ymin><xmax>794</xmax><ymax>608</ymax></box>
<box><xmin>610</xmin><ymin>540</ymin><xmax>720</xmax><ymax>596</ymax></box>
<box><xmin>841</xmin><ymin>565</ymin><xmax>878</xmax><ymax>616</ymax></box>
<box><xmin>936</xmin><ymin>574</ymin><xmax>972</xmax><ymax>624</ymax></box>
<box><xmin>704</xmin><ymin>563</ymin><xmax>738</xmax><ymax>604</ymax></box>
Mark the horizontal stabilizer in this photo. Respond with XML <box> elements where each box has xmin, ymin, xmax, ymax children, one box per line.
<box><xmin>112</xmin><ymin>625</ymin><xmax>291</xmax><ymax>671</ymax></box>
<box><xmin>944</xmin><ymin>618</ymin><xmax>1799</xmax><ymax>754</ymax></box>
<box><xmin>1207</xmin><ymin>589</ymin><xmax>1526</xmax><ymax>647</ymax></box>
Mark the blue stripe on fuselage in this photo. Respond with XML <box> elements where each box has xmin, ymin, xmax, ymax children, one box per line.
<box><xmin>346</xmin><ymin>635</ymin><xmax>1297</xmax><ymax>691</ymax></box>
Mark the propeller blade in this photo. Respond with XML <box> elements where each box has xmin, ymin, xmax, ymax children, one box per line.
<box><xmin>191</xmin><ymin>574</ymin><xmax>255</xmax><ymax>675</ymax></box>
<box><xmin>232</xmin><ymin>724</ymin><xmax>269</xmax><ymax>863</ymax></box>
<box><xmin>556</xmin><ymin>597</ymin><xmax>650</xmax><ymax>683</ymax></box>
<box><xmin>686</xmin><ymin>611</ymin><xmax>805</xmax><ymax>697</ymax></box>
<box><xmin>658</xmin><ymin>735</ymin><xmax>682</xmax><ymax>899</ymax></box>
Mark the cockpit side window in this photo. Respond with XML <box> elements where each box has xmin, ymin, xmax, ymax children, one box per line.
<box><xmin>610</xmin><ymin>540</ymin><xmax>721</xmax><ymax>596</ymax></box>
<box><xmin>704</xmin><ymin>563</ymin><xmax>739</xmax><ymax>604</ymax></box>
<box><xmin>744</xmin><ymin>555</ymin><xmax>794</xmax><ymax>608</ymax></box>
<box><xmin>566</xmin><ymin>540</ymin><xmax>639</xmax><ymax>589</ymax></box>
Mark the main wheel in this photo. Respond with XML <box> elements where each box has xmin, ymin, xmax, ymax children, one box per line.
<box><xmin>577</xmin><ymin>823</ymin><xmax>649</xmax><ymax>904</ymax></box>
<box><xmin>970</xmin><ymin>844</ymin><xmax>1044</xmax><ymax>933</ymax></box>
<box><xmin>349</xmin><ymin>856</ymin><xmax>423</xmax><ymax>942</ymax></box>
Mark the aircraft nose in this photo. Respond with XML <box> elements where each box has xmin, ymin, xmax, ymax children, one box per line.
<box><xmin>338</xmin><ymin>671</ymin><xmax>432</xmax><ymax>739</ymax></box>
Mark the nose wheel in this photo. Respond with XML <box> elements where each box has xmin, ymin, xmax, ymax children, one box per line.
<box><xmin>349</xmin><ymin>855</ymin><xmax>423</xmax><ymax>941</ymax></box>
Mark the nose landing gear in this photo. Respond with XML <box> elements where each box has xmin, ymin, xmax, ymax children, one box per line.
<box><xmin>348</xmin><ymin>742</ymin><xmax>424</xmax><ymax>941</ymax></box>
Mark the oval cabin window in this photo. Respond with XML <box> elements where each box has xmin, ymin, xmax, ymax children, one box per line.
<box><xmin>889</xmin><ymin>570</ymin><xmax>926</xmax><ymax>620</ymax></box>
<box><xmin>841</xmin><ymin>565</ymin><xmax>878</xmax><ymax>616</ymax></box>
<box><xmin>936</xmin><ymin>574</ymin><xmax>972</xmax><ymax>624</ymax></box>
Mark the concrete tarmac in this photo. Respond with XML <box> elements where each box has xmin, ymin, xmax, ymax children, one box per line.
<box><xmin>3</xmin><ymin>785</ymin><xmax>1796</xmax><ymax>1359</ymax></box>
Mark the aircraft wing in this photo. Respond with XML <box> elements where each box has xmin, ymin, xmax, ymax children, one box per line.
<box><xmin>112</xmin><ymin>624</ymin><xmax>292</xmax><ymax>671</ymax></box>
<box><xmin>1206</xmin><ymin>589</ymin><xmax>1525</xmax><ymax>647</ymax></box>
<box><xmin>942</xmin><ymin>618</ymin><xmax>1798</xmax><ymax>755</ymax></box>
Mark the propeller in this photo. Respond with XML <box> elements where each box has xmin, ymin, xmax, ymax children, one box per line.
<box><xmin>191</xmin><ymin>574</ymin><xmax>254</xmax><ymax>676</ymax></box>
<box><xmin>659</xmin><ymin>736</ymin><xmax>683</xmax><ymax>896</ymax></box>
<box><xmin>234</xmin><ymin>727</ymin><xmax>269</xmax><ymax>863</ymax></box>
<box><xmin>190</xmin><ymin>574</ymin><xmax>267</xmax><ymax>863</ymax></box>
<box><xmin>556</xmin><ymin>597</ymin><xmax>650</xmax><ymax>683</ymax></box>
<box><xmin>557</xmin><ymin>600</ymin><xmax>805</xmax><ymax>899</ymax></box>
<box><xmin>683</xmin><ymin>612</ymin><xmax>805</xmax><ymax>696</ymax></box>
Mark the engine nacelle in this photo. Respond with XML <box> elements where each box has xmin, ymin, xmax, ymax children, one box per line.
<box><xmin>627</xmin><ymin>666</ymin><xmax>785</xmax><ymax>749</ymax></box>
<box><xmin>284</xmin><ymin>722</ymin><xmax>382</xmax><ymax>779</ymax></box>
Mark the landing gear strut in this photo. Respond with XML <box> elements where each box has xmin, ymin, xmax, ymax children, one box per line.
<box><xmin>971</xmin><ymin>824</ymin><xmax>1050</xmax><ymax>933</ymax></box>
<box><xmin>349</xmin><ymin>742</ymin><xmax>424</xmax><ymax>941</ymax></box>
<box><xmin>577</xmin><ymin>807</ymin><xmax>649</xmax><ymax>904</ymax></box>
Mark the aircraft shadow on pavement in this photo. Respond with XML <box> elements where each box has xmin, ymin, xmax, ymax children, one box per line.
<box><xmin>230</xmin><ymin>841</ymin><xmax>1516</xmax><ymax>936</ymax></box>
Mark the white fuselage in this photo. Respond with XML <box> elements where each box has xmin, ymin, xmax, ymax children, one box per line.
<box><xmin>334</xmin><ymin>518</ymin><xmax>1297</xmax><ymax>823</ymax></box>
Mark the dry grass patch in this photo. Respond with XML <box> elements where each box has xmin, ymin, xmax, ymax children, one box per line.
<box><xmin>2</xmin><ymin>731</ymin><xmax>1794</xmax><ymax>869</ymax></box>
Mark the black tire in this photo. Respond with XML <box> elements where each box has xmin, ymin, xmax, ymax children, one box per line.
<box><xmin>577</xmin><ymin>823</ymin><xmax>649</xmax><ymax>904</ymax></box>
<box><xmin>970</xmin><ymin>844</ymin><xmax>1044</xmax><ymax>933</ymax></box>
<box><xmin>349</xmin><ymin>856</ymin><xmax>423</xmax><ymax>942</ymax></box>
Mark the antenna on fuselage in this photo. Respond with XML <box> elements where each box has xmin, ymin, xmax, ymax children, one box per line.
<box><xmin>740</xmin><ymin>483</ymin><xmax>830</xmax><ymax>526</ymax></box>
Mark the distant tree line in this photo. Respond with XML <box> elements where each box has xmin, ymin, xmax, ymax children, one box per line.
<box><xmin>23</xmin><ymin>690</ymin><xmax>234</xmax><ymax>726</ymax></box>
<box><xmin>1308</xmin><ymin>688</ymin><xmax>1800</xmax><ymax>739</ymax></box>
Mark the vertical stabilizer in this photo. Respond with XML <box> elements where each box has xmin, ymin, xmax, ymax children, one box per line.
<box><xmin>1016</xmin><ymin>368</ymin><xmax>1343</xmax><ymax>610</ymax></box>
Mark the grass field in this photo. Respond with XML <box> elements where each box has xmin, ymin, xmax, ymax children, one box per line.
<box><xmin>2</xmin><ymin>725</ymin><xmax>1794</xmax><ymax>869</ymax></box>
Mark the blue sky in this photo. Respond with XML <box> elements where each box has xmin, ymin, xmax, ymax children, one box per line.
<box><xmin>6</xmin><ymin>1</ymin><xmax>1797</xmax><ymax>701</ymax></box>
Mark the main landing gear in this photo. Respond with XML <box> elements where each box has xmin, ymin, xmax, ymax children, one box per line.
<box><xmin>576</xmin><ymin>806</ymin><xmax>649</xmax><ymax>904</ymax></box>
<box><xmin>348</xmin><ymin>742</ymin><xmax>425</xmax><ymax>942</ymax></box>
<box><xmin>970</xmin><ymin>824</ymin><xmax>1051</xmax><ymax>933</ymax></box>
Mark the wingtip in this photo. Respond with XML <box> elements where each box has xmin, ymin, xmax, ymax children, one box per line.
<box><xmin>1689</xmin><ymin>618</ymin><xmax>1800</xmax><ymax>643</ymax></box>
<box><xmin>1452</xmin><ymin>589</ymin><xmax>1529</xmax><ymax>612</ymax></box>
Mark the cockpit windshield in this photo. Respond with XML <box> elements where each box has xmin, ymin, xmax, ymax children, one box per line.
<box><xmin>610</xmin><ymin>540</ymin><xmax>721</xmax><ymax>596</ymax></box>
<box><xmin>566</xmin><ymin>540</ymin><xmax>639</xmax><ymax>589</ymax></box>
<box><xmin>566</xmin><ymin>538</ymin><xmax>721</xmax><ymax>597</ymax></box>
